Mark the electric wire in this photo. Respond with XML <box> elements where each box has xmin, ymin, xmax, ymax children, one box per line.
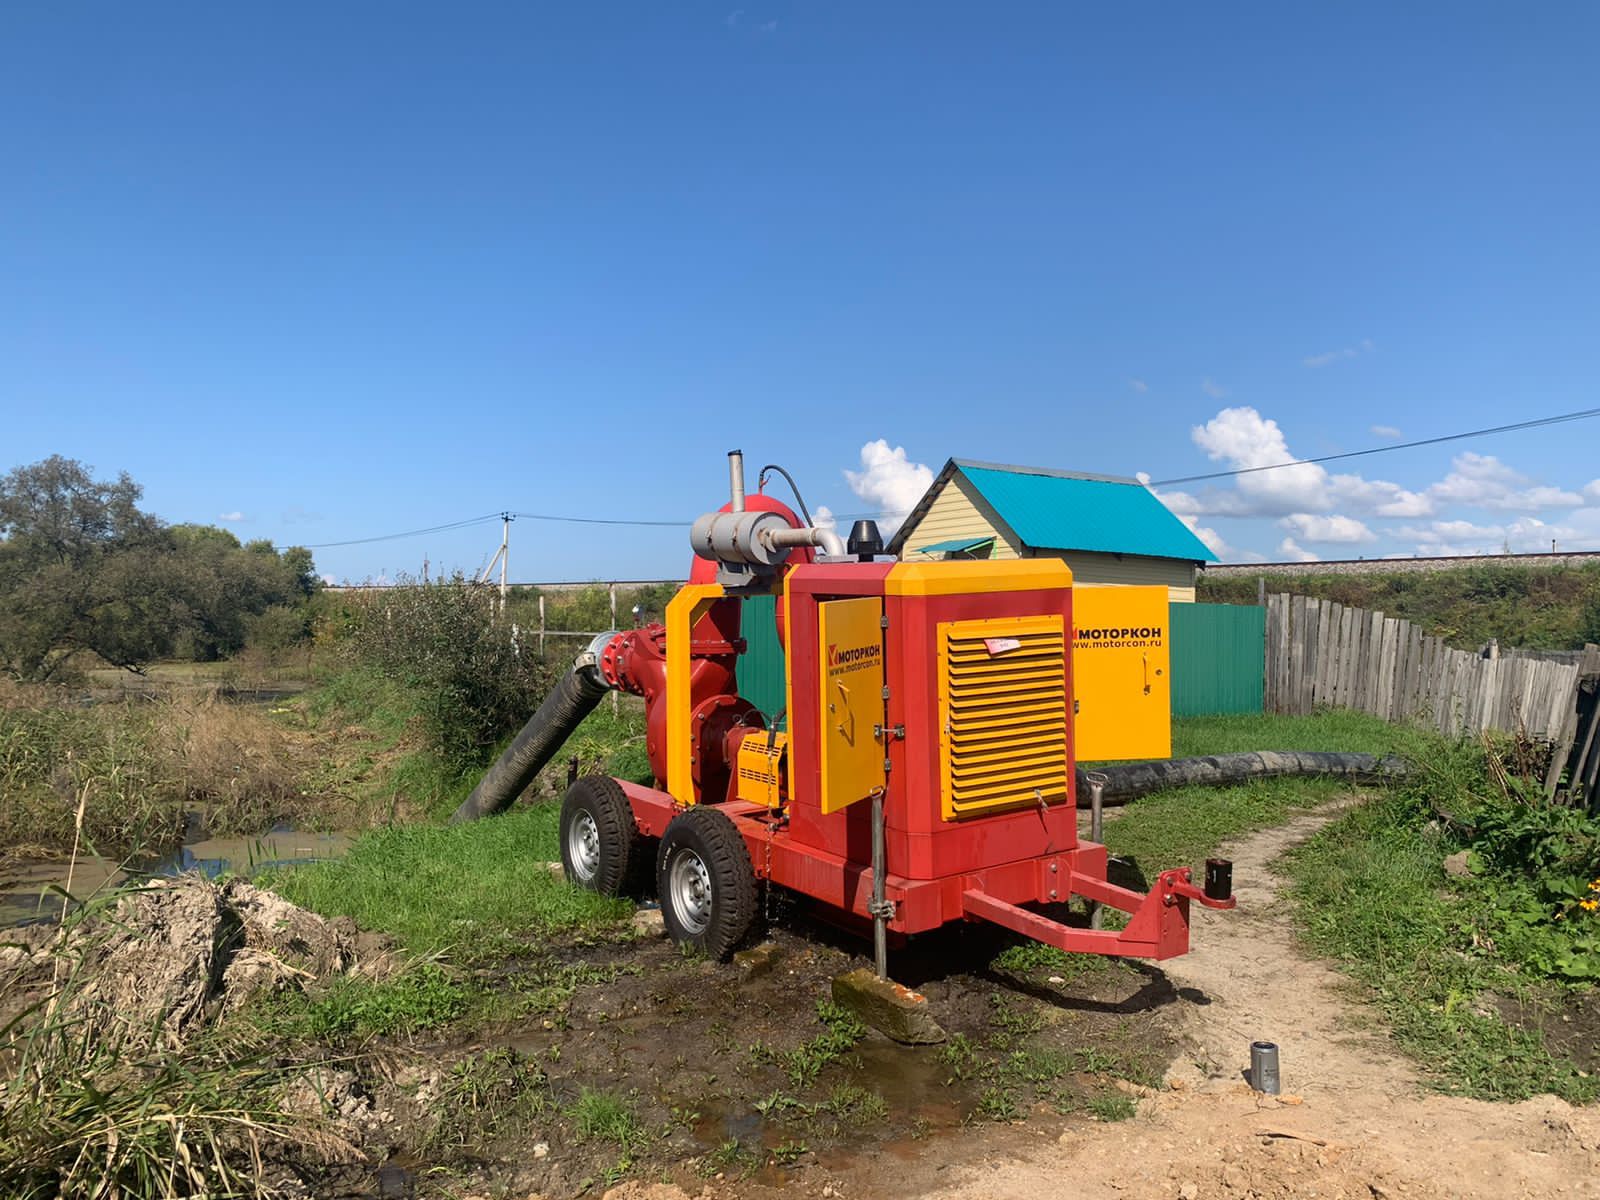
<box><xmin>300</xmin><ymin>514</ymin><xmax>503</xmax><ymax>549</ymax></box>
<box><xmin>1150</xmin><ymin>405</ymin><xmax>1600</xmax><ymax>487</ymax></box>
<box><xmin>298</xmin><ymin>406</ymin><xmax>1600</xmax><ymax>550</ymax></box>
<box><xmin>511</xmin><ymin>511</ymin><xmax>687</xmax><ymax>527</ymax></box>
<box><xmin>755</xmin><ymin>463</ymin><xmax>816</xmax><ymax>526</ymax></box>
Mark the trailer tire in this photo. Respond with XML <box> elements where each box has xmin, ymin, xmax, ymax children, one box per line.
<box><xmin>656</xmin><ymin>806</ymin><xmax>757</xmax><ymax>960</ymax></box>
<box><xmin>560</xmin><ymin>775</ymin><xmax>646</xmax><ymax>897</ymax></box>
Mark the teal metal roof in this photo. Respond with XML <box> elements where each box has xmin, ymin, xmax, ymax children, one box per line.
<box><xmin>956</xmin><ymin>463</ymin><xmax>1217</xmax><ymax>562</ymax></box>
<box><xmin>916</xmin><ymin>535</ymin><xmax>996</xmax><ymax>554</ymax></box>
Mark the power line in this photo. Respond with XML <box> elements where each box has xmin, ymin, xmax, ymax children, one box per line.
<box><xmin>1150</xmin><ymin>405</ymin><xmax>1600</xmax><ymax>487</ymax></box>
<box><xmin>300</xmin><ymin>514</ymin><xmax>502</xmax><ymax>549</ymax></box>
<box><xmin>511</xmin><ymin>511</ymin><xmax>688</xmax><ymax>528</ymax></box>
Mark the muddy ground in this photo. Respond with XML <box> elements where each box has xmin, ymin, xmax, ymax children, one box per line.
<box><xmin>396</xmin><ymin>803</ymin><xmax>1600</xmax><ymax>1200</ymax></box>
<box><xmin>335</xmin><ymin>896</ymin><xmax>1180</xmax><ymax>1198</ymax></box>
<box><xmin>8</xmin><ymin>800</ymin><xmax>1597</xmax><ymax>1199</ymax></box>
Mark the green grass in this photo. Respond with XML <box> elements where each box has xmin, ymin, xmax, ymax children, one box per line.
<box><xmin>1170</xmin><ymin>709</ymin><xmax>1436</xmax><ymax>759</ymax></box>
<box><xmin>1284</xmin><ymin>792</ymin><xmax>1597</xmax><ymax>1103</ymax></box>
<box><xmin>260</xmin><ymin>801</ymin><xmax>631</xmax><ymax>961</ymax></box>
<box><xmin>1086</xmin><ymin>1094</ymin><xmax>1136</xmax><ymax>1121</ymax></box>
<box><xmin>1102</xmin><ymin>711</ymin><xmax>1445</xmax><ymax>877</ymax></box>
<box><xmin>567</xmin><ymin>1087</ymin><xmax>646</xmax><ymax>1154</ymax></box>
<box><xmin>254</xmin><ymin>961</ymin><xmax>472</xmax><ymax>1042</ymax></box>
<box><xmin>750</xmin><ymin>1000</ymin><xmax>869</xmax><ymax>1090</ymax></box>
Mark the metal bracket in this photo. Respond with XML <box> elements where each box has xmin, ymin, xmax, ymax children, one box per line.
<box><xmin>872</xmin><ymin>723</ymin><xmax>906</xmax><ymax>740</ymax></box>
<box><xmin>867</xmin><ymin>897</ymin><xmax>897</xmax><ymax>920</ymax></box>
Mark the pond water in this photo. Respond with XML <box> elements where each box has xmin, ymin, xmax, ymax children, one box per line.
<box><xmin>0</xmin><ymin>823</ymin><xmax>354</xmax><ymax>928</ymax></box>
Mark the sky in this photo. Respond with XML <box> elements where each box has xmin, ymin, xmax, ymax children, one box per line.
<box><xmin>3</xmin><ymin>3</ymin><xmax>1598</xmax><ymax>582</ymax></box>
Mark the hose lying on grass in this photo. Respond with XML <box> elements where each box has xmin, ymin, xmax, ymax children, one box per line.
<box><xmin>1077</xmin><ymin>750</ymin><xmax>1409</xmax><ymax>807</ymax></box>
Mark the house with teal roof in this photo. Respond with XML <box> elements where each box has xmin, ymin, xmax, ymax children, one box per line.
<box><xmin>886</xmin><ymin>459</ymin><xmax>1218</xmax><ymax>601</ymax></box>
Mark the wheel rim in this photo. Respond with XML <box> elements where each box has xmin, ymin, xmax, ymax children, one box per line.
<box><xmin>568</xmin><ymin>811</ymin><xmax>601</xmax><ymax>880</ymax></box>
<box><xmin>668</xmin><ymin>849</ymin><xmax>714</xmax><ymax>934</ymax></box>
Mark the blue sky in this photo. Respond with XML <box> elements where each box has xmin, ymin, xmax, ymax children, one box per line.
<box><xmin>4</xmin><ymin>3</ymin><xmax>1598</xmax><ymax>581</ymax></box>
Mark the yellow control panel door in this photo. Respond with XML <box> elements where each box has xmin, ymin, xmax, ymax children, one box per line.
<box><xmin>818</xmin><ymin>597</ymin><xmax>887</xmax><ymax>814</ymax></box>
<box><xmin>1071</xmin><ymin>586</ymin><xmax>1172</xmax><ymax>762</ymax></box>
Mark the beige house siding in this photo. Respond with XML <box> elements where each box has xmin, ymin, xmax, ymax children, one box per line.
<box><xmin>899</xmin><ymin>474</ymin><xmax>1024</xmax><ymax>560</ymax></box>
<box><xmin>1029</xmin><ymin>549</ymin><xmax>1196</xmax><ymax>602</ymax></box>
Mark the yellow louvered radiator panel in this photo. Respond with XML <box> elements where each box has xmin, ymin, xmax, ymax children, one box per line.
<box><xmin>937</xmin><ymin>616</ymin><xmax>1069</xmax><ymax>820</ymax></box>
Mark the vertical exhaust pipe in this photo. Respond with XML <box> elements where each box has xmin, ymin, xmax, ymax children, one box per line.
<box><xmin>728</xmin><ymin>449</ymin><xmax>746</xmax><ymax>513</ymax></box>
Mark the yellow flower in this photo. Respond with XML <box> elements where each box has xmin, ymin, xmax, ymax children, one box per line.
<box><xmin>1589</xmin><ymin>878</ymin><xmax>1600</xmax><ymax>893</ymax></box>
<box><xmin>1582</xmin><ymin>899</ymin><xmax>1600</xmax><ymax>913</ymax></box>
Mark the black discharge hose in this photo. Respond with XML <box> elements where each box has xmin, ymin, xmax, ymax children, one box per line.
<box><xmin>450</xmin><ymin>657</ymin><xmax>612</xmax><ymax>823</ymax></box>
<box><xmin>1077</xmin><ymin>750</ymin><xmax>1408</xmax><ymax>807</ymax></box>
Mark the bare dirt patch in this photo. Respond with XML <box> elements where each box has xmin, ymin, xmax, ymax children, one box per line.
<box><xmin>868</xmin><ymin>803</ymin><xmax>1600</xmax><ymax>1200</ymax></box>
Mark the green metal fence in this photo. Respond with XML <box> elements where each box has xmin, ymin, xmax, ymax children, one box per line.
<box><xmin>1169</xmin><ymin>602</ymin><xmax>1265</xmax><ymax>716</ymax></box>
<box><xmin>738</xmin><ymin>595</ymin><xmax>1265</xmax><ymax>724</ymax></box>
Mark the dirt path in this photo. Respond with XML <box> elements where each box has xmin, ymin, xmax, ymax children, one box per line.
<box><xmin>898</xmin><ymin>802</ymin><xmax>1600</xmax><ymax>1200</ymax></box>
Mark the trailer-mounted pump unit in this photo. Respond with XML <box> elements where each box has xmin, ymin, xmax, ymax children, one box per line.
<box><xmin>455</xmin><ymin>452</ymin><xmax>1235</xmax><ymax>971</ymax></box>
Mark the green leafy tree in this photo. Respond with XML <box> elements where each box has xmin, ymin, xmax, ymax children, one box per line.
<box><xmin>0</xmin><ymin>457</ymin><xmax>320</xmax><ymax>679</ymax></box>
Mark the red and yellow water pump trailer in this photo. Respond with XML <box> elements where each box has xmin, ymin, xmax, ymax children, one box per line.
<box><xmin>455</xmin><ymin>452</ymin><xmax>1235</xmax><ymax>968</ymax></box>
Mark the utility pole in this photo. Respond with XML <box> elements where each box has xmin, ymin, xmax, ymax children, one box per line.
<box><xmin>477</xmin><ymin>513</ymin><xmax>515</xmax><ymax>617</ymax></box>
<box><xmin>501</xmin><ymin>512</ymin><xmax>511</xmax><ymax>608</ymax></box>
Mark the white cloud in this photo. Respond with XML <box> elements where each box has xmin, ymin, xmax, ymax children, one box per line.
<box><xmin>1304</xmin><ymin>338</ymin><xmax>1375</xmax><ymax>369</ymax></box>
<box><xmin>1168</xmin><ymin>406</ymin><xmax>1433</xmax><ymax>521</ymax></box>
<box><xmin>1177</xmin><ymin>512</ymin><xmax>1231</xmax><ymax>558</ymax></box>
<box><xmin>1586</xmin><ymin>480</ymin><xmax>1600</xmax><ymax>502</ymax></box>
<box><xmin>218</xmin><ymin>511</ymin><xmax>245</xmax><ymax>522</ymax></box>
<box><xmin>1129</xmin><ymin>378</ymin><xmax>1148</xmax><ymax>393</ymax></box>
<box><xmin>1390</xmin><ymin>514</ymin><xmax>1600</xmax><ymax>557</ymax></box>
<box><xmin>1201</xmin><ymin>378</ymin><xmax>1228</xmax><ymax>399</ymax></box>
<box><xmin>1279</xmin><ymin>513</ymin><xmax>1377</xmax><ymax>544</ymax></box>
<box><xmin>1277</xmin><ymin>537</ymin><xmax>1320</xmax><ymax>562</ymax></box>
<box><xmin>1187</xmin><ymin>407</ymin><xmax>1334</xmax><ymax>516</ymax></box>
<box><xmin>1326</xmin><ymin>475</ymin><xmax>1433</xmax><ymax>518</ymax></box>
<box><xmin>1426</xmin><ymin>452</ymin><xmax>1584</xmax><ymax>512</ymax></box>
<box><xmin>844</xmin><ymin>439</ymin><xmax>935</xmax><ymax>535</ymax></box>
<box><xmin>1370</xmin><ymin>424</ymin><xmax>1403</xmax><ymax>439</ymax></box>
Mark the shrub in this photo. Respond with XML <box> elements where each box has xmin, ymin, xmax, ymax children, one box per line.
<box><xmin>331</xmin><ymin>576</ymin><xmax>556</xmax><ymax>769</ymax></box>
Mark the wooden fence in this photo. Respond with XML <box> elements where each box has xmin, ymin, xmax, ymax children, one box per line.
<box><xmin>1265</xmin><ymin>594</ymin><xmax>1581</xmax><ymax>742</ymax></box>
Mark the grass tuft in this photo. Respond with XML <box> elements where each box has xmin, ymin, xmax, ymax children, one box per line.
<box><xmin>261</xmin><ymin>801</ymin><xmax>631</xmax><ymax>960</ymax></box>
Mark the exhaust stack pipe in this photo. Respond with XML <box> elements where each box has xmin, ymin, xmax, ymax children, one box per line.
<box><xmin>729</xmin><ymin>449</ymin><xmax>746</xmax><ymax>513</ymax></box>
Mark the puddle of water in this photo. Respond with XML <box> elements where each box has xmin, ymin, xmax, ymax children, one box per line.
<box><xmin>0</xmin><ymin>823</ymin><xmax>355</xmax><ymax>928</ymax></box>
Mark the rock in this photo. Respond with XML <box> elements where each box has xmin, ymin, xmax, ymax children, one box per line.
<box><xmin>830</xmin><ymin>967</ymin><xmax>946</xmax><ymax>1045</ymax></box>
<box><xmin>533</xmin><ymin>1141</ymin><xmax>550</xmax><ymax>1159</ymax></box>
<box><xmin>1178</xmin><ymin>1183</ymin><xmax>1198</xmax><ymax>1200</ymax></box>
<box><xmin>1443</xmin><ymin>850</ymin><xmax>1472</xmax><ymax>878</ymax></box>
<box><xmin>733</xmin><ymin>941</ymin><xmax>783</xmax><ymax>978</ymax></box>
<box><xmin>544</xmin><ymin>861</ymin><xmax>566</xmax><ymax>879</ymax></box>
<box><xmin>631</xmin><ymin>907</ymin><xmax>665</xmax><ymax>937</ymax></box>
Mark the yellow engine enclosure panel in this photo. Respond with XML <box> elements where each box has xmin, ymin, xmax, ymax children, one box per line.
<box><xmin>818</xmin><ymin>597</ymin><xmax>887</xmax><ymax>814</ymax></box>
<box><xmin>937</xmin><ymin>614</ymin><xmax>1070</xmax><ymax>821</ymax></box>
<box><xmin>1071</xmin><ymin>585</ymin><xmax>1172</xmax><ymax>762</ymax></box>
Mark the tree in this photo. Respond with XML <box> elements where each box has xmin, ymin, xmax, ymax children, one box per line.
<box><xmin>0</xmin><ymin>457</ymin><xmax>175</xmax><ymax>678</ymax></box>
<box><xmin>0</xmin><ymin>457</ymin><xmax>321</xmax><ymax>679</ymax></box>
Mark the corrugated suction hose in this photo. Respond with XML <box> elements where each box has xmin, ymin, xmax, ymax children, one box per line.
<box><xmin>450</xmin><ymin>649</ymin><xmax>613</xmax><ymax>824</ymax></box>
<box><xmin>1077</xmin><ymin>750</ymin><xmax>1408</xmax><ymax>807</ymax></box>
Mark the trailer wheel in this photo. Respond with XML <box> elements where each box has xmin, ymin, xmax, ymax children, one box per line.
<box><xmin>560</xmin><ymin>775</ymin><xmax>646</xmax><ymax>897</ymax></box>
<box><xmin>656</xmin><ymin>806</ymin><xmax>757</xmax><ymax>959</ymax></box>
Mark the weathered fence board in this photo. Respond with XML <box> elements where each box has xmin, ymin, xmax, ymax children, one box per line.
<box><xmin>1265</xmin><ymin>593</ymin><xmax>1582</xmax><ymax>745</ymax></box>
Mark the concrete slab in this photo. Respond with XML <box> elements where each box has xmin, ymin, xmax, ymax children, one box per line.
<box><xmin>831</xmin><ymin>967</ymin><xmax>946</xmax><ymax>1045</ymax></box>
